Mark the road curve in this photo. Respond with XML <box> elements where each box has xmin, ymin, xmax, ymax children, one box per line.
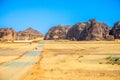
<box><xmin>0</xmin><ymin>42</ymin><xmax>43</xmax><ymax>80</ymax></box>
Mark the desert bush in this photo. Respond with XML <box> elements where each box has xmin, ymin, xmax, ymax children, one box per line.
<box><xmin>106</xmin><ymin>56</ymin><xmax>120</xmax><ymax>61</ymax></box>
<box><xmin>78</xmin><ymin>55</ymin><xmax>84</xmax><ymax>58</ymax></box>
<box><xmin>99</xmin><ymin>62</ymin><xmax>102</xmax><ymax>64</ymax></box>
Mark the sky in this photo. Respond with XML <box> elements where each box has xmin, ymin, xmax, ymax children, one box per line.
<box><xmin>0</xmin><ymin>0</ymin><xmax>120</xmax><ymax>34</ymax></box>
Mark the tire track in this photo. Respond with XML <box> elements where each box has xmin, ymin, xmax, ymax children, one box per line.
<box><xmin>0</xmin><ymin>42</ymin><xmax>43</xmax><ymax>80</ymax></box>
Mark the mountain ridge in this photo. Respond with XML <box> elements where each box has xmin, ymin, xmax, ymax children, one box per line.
<box><xmin>0</xmin><ymin>19</ymin><xmax>120</xmax><ymax>41</ymax></box>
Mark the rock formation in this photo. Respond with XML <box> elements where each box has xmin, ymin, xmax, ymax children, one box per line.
<box><xmin>15</xmin><ymin>27</ymin><xmax>43</xmax><ymax>40</ymax></box>
<box><xmin>110</xmin><ymin>21</ymin><xmax>120</xmax><ymax>39</ymax></box>
<box><xmin>44</xmin><ymin>25</ymin><xmax>71</xmax><ymax>40</ymax></box>
<box><xmin>0</xmin><ymin>28</ymin><xmax>15</xmax><ymax>41</ymax></box>
<box><xmin>66</xmin><ymin>19</ymin><xmax>114</xmax><ymax>41</ymax></box>
<box><xmin>1</xmin><ymin>19</ymin><xmax>119</xmax><ymax>41</ymax></box>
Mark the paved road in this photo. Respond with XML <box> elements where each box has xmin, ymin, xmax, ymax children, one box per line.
<box><xmin>0</xmin><ymin>43</ymin><xmax>43</xmax><ymax>80</ymax></box>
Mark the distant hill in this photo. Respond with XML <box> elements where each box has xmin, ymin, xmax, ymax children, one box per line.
<box><xmin>66</xmin><ymin>19</ymin><xmax>114</xmax><ymax>41</ymax></box>
<box><xmin>0</xmin><ymin>19</ymin><xmax>120</xmax><ymax>41</ymax></box>
<box><xmin>44</xmin><ymin>25</ymin><xmax>71</xmax><ymax>40</ymax></box>
<box><xmin>0</xmin><ymin>27</ymin><xmax>43</xmax><ymax>41</ymax></box>
<box><xmin>0</xmin><ymin>28</ymin><xmax>15</xmax><ymax>41</ymax></box>
<box><xmin>44</xmin><ymin>19</ymin><xmax>120</xmax><ymax>41</ymax></box>
<box><xmin>15</xmin><ymin>27</ymin><xmax>43</xmax><ymax>40</ymax></box>
<box><xmin>110</xmin><ymin>21</ymin><xmax>120</xmax><ymax>39</ymax></box>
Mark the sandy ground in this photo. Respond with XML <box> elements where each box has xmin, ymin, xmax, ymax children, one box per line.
<box><xmin>21</xmin><ymin>40</ymin><xmax>120</xmax><ymax>80</ymax></box>
<box><xmin>0</xmin><ymin>42</ymin><xmax>43</xmax><ymax>80</ymax></box>
<box><xmin>0</xmin><ymin>43</ymin><xmax>38</xmax><ymax>64</ymax></box>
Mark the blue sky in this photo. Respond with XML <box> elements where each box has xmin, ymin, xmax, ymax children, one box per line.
<box><xmin>0</xmin><ymin>0</ymin><xmax>120</xmax><ymax>34</ymax></box>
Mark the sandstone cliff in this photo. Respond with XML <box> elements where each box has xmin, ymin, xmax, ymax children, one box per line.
<box><xmin>15</xmin><ymin>27</ymin><xmax>43</xmax><ymax>40</ymax></box>
<box><xmin>44</xmin><ymin>25</ymin><xmax>71</xmax><ymax>40</ymax></box>
<box><xmin>110</xmin><ymin>21</ymin><xmax>120</xmax><ymax>39</ymax></box>
<box><xmin>66</xmin><ymin>19</ymin><xmax>114</xmax><ymax>41</ymax></box>
<box><xmin>0</xmin><ymin>28</ymin><xmax>15</xmax><ymax>41</ymax></box>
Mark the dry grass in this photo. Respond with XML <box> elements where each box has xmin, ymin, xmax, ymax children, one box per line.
<box><xmin>22</xmin><ymin>40</ymin><xmax>120</xmax><ymax>80</ymax></box>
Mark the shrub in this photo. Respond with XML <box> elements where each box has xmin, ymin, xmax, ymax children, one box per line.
<box><xmin>106</xmin><ymin>56</ymin><xmax>120</xmax><ymax>61</ymax></box>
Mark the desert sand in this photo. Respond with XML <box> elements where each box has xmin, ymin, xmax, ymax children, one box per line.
<box><xmin>0</xmin><ymin>40</ymin><xmax>120</xmax><ymax>80</ymax></box>
<box><xmin>22</xmin><ymin>40</ymin><xmax>120</xmax><ymax>80</ymax></box>
<box><xmin>0</xmin><ymin>42</ymin><xmax>39</xmax><ymax>64</ymax></box>
<box><xmin>0</xmin><ymin>42</ymin><xmax>42</xmax><ymax>80</ymax></box>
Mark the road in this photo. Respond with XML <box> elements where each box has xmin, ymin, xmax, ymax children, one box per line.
<box><xmin>0</xmin><ymin>43</ymin><xmax>43</xmax><ymax>80</ymax></box>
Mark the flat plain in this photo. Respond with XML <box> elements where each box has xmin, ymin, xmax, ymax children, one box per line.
<box><xmin>0</xmin><ymin>40</ymin><xmax>120</xmax><ymax>80</ymax></box>
<box><xmin>22</xmin><ymin>40</ymin><xmax>120</xmax><ymax>80</ymax></box>
<box><xmin>0</xmin><ymin>42</ymin><xmax>38</xmax><ymax>64</ymax></box>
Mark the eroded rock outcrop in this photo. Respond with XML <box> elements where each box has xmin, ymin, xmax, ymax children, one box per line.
<box><xmin>15</xmin><ymin>27</ymin><xmax>43</xmax><ymax>40</ymax></box>
<box><xmin>44</xmin><ymin>25</ymin><xmax>71</xmax><ymax>40</ymax></box>
<box><xmin>0</xmin><ymin>28</ymin><xmax>15</xmax><ymax>41</ymax></box>
<box><xmin>110</xmin><ymin>21</ymin><xmax>120</xmax><ymax>39</ymax></box>
<box><xmin>66</xmin><ymin>19</ymin><xmax>114</xmax><ymax>41</ymax></box>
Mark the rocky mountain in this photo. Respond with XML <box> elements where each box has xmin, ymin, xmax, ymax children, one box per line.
<box><xmin>1</xmin><ymin>20</ymin><xmax>120</xmax><ymax>41</ymax></box>
<box><xmin>15</xmin><ymin>27</ymin><xmax>43</xmax><ymax>40</ymax></box>
<box><xmin>66</xmin><ymin>19</ymin><xmax>114</xmax><ymax>41</ymax></box>
<box><xmin>110</xmin><ymin>21</ymin><xmax>120</xmax><ymax>39</ymax></box>
<box><xmin>44</xmin><ymin>25</ymin><xmax>71</xmax><ymax>40</ymax></box>
<box><xmin>0</xmin><ymin>28</ymin><xmax>15</xmax><ymax>41</ymax></box>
